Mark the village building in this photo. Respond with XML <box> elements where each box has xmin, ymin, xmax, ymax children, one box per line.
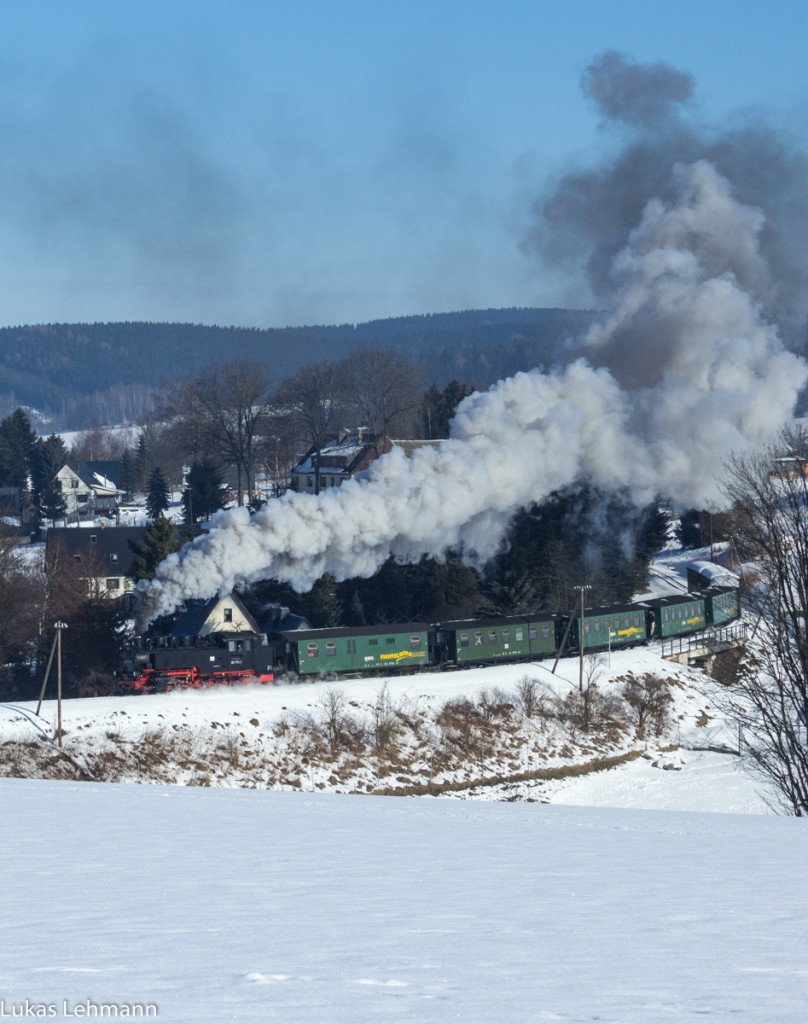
<box><xmin>45</xmin><ymin>525</ymin><xmax>147</xmax><ymax>597</ymax></box>
<box><xmin>289</xmin><ymin>431</ymin><xmax>441</xmax><ymax>494</ymax></box>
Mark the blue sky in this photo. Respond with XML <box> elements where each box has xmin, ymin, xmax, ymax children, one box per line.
<box><xmin>1</xmin><ymin>0</ymin><xmax>806</xmax><ymax>328</ymax></box>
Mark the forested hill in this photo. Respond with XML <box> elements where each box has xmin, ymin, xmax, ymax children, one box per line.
<box><xmin>0</xmin><ymin>307</ymin><xmax>596</xmax><ymax>427</ymax></box>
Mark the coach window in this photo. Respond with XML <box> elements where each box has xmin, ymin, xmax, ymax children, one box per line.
<box><xmin>474</xmin><ymin>632</ymin><xmax>483</xmax><ymax>645</ymax></box>
<box><xmin>386</xmin><ymin>637</ymin><xmax>395</xmax><ymax>644</ymax></box>
<box><xmin>410</xmin><ymin>635</ymin><xmax>421</xmax><ymax>649</ymax></box>
<box><xmin>488</xmin><ymin>630</ymin><xmax>497</xmax><ymax>644</ymax></box>
<box><xmin>325</xmin><ymin>642</ymin><xmax>336</xmax><ymax>657</ymax></box>
<box><xmin>368</xmin><ymin>638</ymin><xmax>378</xmax><ymax>646</ymax></box>
<box><xmin>529</xmin><ymin>626</ymin><xmax>537</xmax><ymax>641</ymax></box>
<box><xmin>594</xmin><ymin>618</ymin><xmax>600</xmax><ymax>632</ymax></box>
<box><xmin>502</xmin><ymin>629</ymin><xmax>510</xmax><ymax>643</ymax></box>
<box><xmin>515</xmin><ymin>628</ymin><xmax>524</xmax><ymax>642</ymax></box>
<box><xmin>584</xmin><ymin>621</ymin><xmax>590</xmax><ymax>634</ymax></box>
<box><xmin>542</xmin><ymin>625</ymin><xmax>551</xmax><ymax>640</ymax></box>
<box><xmin>460</xmin><ymin>633</ymin><xmax>469</xmax><ymax>648</ymax></box>
<box><xmin>307</xmin><ymin>642</ymin><xmax>319</xmax><ymax>658</ymax></box>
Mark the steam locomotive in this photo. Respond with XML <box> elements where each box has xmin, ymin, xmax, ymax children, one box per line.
<box><xmin>119</xmin><ymin>583</ymin><xmax>740</xmax><ymax>694</ymax></box>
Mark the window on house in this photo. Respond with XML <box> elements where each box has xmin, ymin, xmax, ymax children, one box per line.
<box><xmin>106</xmin><ymin>578</ymin><xmax>120</xmax><ymax>590</ymax></box>
<box><xmin>90</xmin><ymin>535</ymin><xmax>97</xmax><ymax>544</ymax></box>
<box><xmin>109</xmin><ymin>553</ymin><xmax>119</xmax><ymax>563</ymax></box>
<box><xmin>73</xmin><ymin>554</ymin><xmax>82</xmax><ymax>563</ymax></box>
<box><xmin>223</xmin><ymin>608</ymin><xmax>233</xmax><ymax>623</ymax></box>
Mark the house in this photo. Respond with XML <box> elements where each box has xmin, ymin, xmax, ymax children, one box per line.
<box><xmin>167</xmin><ymin>594</ymin><xmax>262</xmax><ymax>639</ymax></box>
<box><xmin>289</xmin><ymin>431</ymin><xmax>441</xmax><ymax>494</ymax></box>
<box><xmin>55</xmin><ymin>460</ymin><xmax>124</xmax><ymax>518</ymax></box>
<box><xmin>45</xmin><ymin>525</ymin><xmax>148</xmax><ymax>597</ymax></box>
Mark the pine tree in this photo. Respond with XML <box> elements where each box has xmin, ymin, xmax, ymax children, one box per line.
<box><xmin>146</xmin><ymin>466</ymin><xmax>170</xmax><ymax>519</ymax></box>
<box><xmin>129</xmin><ymin>518</ymin><xmax>183</xmax><ymax>581</ymax></box>
<box><xmin>119</xmin><ymin>447</ymin><xmax>135</xmax><ymax>500</ymax></box>
<box><xmin>0</xmin><ymin>408</ymin><xmax>37</xmax><ymax>490</ymax></box>
<box><xmin>182</xmin><ymin>458</ymin><xmax>225</xmax><ymax>522</ymax></box>
<box><xmin>38</xmin><ymin>475</ymin><xmax>68</xmax><ymax>527</ymax></box>
<box><xmin>304</xmin><ymin>574</ymin><xmax>342</xmax><ymax>628</ymax></box>
<box><xmin>30</xmin><ymin>435</ymin><xmax>68</xmax><ymax>510</ymax></box>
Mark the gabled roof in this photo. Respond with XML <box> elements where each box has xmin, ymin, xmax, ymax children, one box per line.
<box><xmin>45</xmin><ymin>526</ymin><xmax>148</xmax><ymax>576</ymax></box>
<box><xmin>291</xmin><ymin>434</ymin><xmax>383</xmax><ymax>476</ymax></box>
<box><xmin>262</xmin><ymin>604</ymin><xmax>311</xmax><ymax>633</ymax></box>
<box><xmin>70</xmin><ymin>460</ymin><xmax>124</xmax><ymax>492</ymax></box>
<box><xmin>168</xmin><ymin>593</ymin><xmax>262</xmax><ymax>638</ymax></box>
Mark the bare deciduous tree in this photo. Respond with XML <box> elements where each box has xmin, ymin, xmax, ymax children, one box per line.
<box><xmin>282</xmin><ymin>360</ymin><xmax>349</xmax><ymax>495</ymax></box>
<box><xmin>620</xmin><ymin>672</ymin><xmax>674</xmax><ymax>737</ymax></box>
<box><xmin>343</xmin><ymin>347</ymin><xmax>423</xmax><ymax>450</ymax></box>
<box><xmin>719</xmin><ymin>426</ymin><xmax>808</xmax><ymax>814</ymax></box>
<box><xmin>180</xmin><ymin>361</ymin><xmax>273</xmax><ymax>505</ymax></box>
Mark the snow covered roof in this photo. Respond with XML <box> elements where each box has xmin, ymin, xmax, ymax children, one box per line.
<box><xmin>685</xmin><ymin>560</ymin><xmax>739</xmax><ymax>589</ymax></box>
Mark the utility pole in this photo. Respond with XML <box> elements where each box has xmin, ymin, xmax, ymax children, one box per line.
<box><xmin>574</xmin><ymin>585</ymin><xmax>591</xmax><ymax>693</ymax></box>
<box><xmin>36</xmin><ymin>620</ymin><xmax>68</xmax><ymax>748</ymax></box>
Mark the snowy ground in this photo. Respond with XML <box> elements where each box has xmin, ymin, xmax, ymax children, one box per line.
<box><xmin>2</xmin><ymin>547</ymin><xmax>803</xmax><ymax>1021</ymax></box>
<box><xmin>0</xmin><ymin>641</ymin><xmax>776</xmax><ymax>811</ymax></box>
<box><xmin>1</xmin><ymin>777</ymin><xmax>806</xmax><ymax>1023</ymax></box>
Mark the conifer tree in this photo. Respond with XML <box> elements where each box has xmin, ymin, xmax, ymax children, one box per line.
<box><xmin>182</xmin><ymin>458</ymin><xmax>225</xmax><ymax>523</ymax></box>
<box><xmin>146</xmin><ymin>466</ymin><xmax>170</xmax><ymax>519</ymax></box>
<box><xmin>129</xmin><ymin>518</ymin><xmax>183</xmax><ymax>581</ymax></box>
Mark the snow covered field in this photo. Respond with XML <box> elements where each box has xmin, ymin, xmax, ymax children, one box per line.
<box><xmin>2</xmin><ymin>777</ymin><xmax>807</xmax><ymax>1023</ymax></box>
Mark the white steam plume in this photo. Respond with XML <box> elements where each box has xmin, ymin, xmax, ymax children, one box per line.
<box><xmin>139</xmin><ymin>161</ymin><xmax>807</xmax><ymax>623</ymax></box>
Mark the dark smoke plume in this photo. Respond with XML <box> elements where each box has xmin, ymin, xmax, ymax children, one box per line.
<box><xmin>582</xmin><ymin>50</ymin><xmax>695</xmax><ymax>127</ymax></box>
<box><xmin>527</xmin><ymin>50</ymin><xmax>808</xmax><ymax>321</ymax></box>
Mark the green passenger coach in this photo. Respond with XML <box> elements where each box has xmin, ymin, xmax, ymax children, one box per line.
<box><xmin>568</xmin><ymin>605</ymin><xmax>646</xmax><ymax>652</ymax></box>
<box><xmin>703</xmin><ymin>584</ymin><xmax>740</xmax><ymax>627</ymax></box>
<box><xmin>277</xmin><ymin>624</ymin><xmax>431</xmax><ymax>676</ymax></box>
<box><xmin>437</xmin><ymin>613</ymin><xmax>560</xmax><ymax>665</ymax></box>
<box><xmin>644</xmin><ymin>593</ymin><xmax>707</xmax><ymax>639</ymax></box>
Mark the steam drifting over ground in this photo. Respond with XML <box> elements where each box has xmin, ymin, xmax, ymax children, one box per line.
<box><xmin>140</xmin><ymin>153</ymin><xmax>807</xmax><ymax>623</ymax></box>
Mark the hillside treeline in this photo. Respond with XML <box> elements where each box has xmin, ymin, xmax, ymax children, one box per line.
<box><xmin>0</xmin><ymin>308</ymin><xmax>595</xmax><ymax>428</ymax></box>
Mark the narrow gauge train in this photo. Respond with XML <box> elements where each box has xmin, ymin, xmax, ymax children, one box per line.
<box><xmin>119</xmin><ymin>583</ymin><xmax>740</xmax><ymax>694</ymax></box>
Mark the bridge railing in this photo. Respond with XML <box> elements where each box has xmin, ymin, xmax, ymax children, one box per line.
<box><xmin>660</xmin><ymin>621</ymin><xmax>748</xmax><ymax>660</ymax></box>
